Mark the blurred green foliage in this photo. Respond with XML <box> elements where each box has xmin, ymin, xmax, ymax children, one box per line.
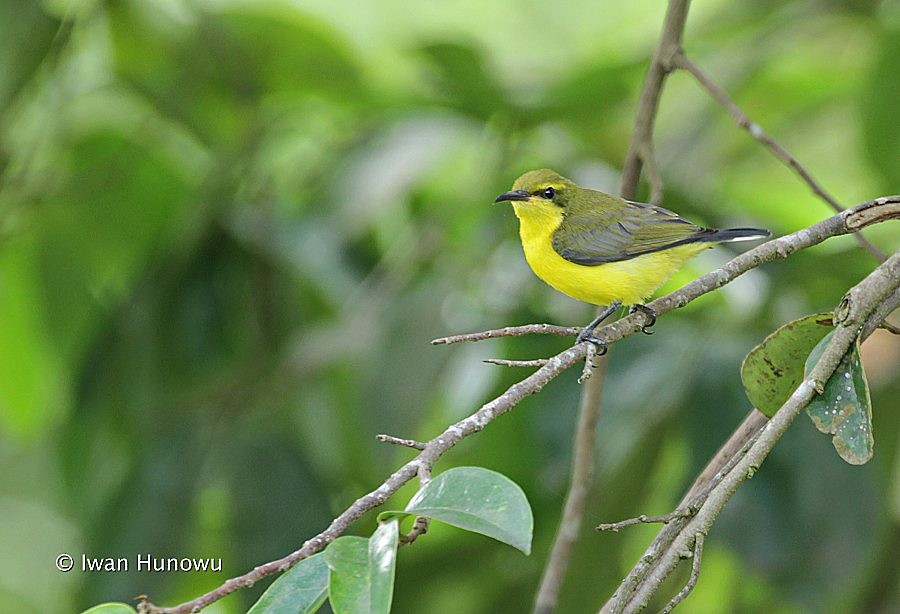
<box><xmin>0</xmin><ymin>0</ymin><xmax>898</xmax><ymax>612</ymax></box>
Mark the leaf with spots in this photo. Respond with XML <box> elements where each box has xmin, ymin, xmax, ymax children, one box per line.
<box><xmin>380</xmin><ymin>466</ymin><xmax>533</xmax><ymax>554</ymax></box>
<box><xmin>804</xmin><ymin>332</ymin><xmax>874</xmax><ymax>465</ymax></box>
<box><xmin>741</xmin><ymin>313</ymin><xmax>835</xmax><ymax>417</ymax></box>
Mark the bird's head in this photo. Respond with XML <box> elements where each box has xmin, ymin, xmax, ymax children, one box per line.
<box><xmin>494</xmin><ymin>169</ymin><xmax>583</xmax><ymax>227</ymax></box>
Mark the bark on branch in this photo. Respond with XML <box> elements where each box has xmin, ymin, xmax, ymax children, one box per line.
<box><xmin>140</xmin><ymin>195</ymin><xmax>898</xmax><ymax>613</ymax></box>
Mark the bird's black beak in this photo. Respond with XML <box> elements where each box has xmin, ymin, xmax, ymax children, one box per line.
<box><xmin>493</xmin><ymin>189</ymin><xmax>531</xmax><ymax>204</ymax></box>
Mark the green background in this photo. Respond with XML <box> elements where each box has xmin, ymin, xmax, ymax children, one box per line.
<box><xmin>1</xmin><ymin>0</ymin><xmax>898</xmax><ymax>612</ymax></box>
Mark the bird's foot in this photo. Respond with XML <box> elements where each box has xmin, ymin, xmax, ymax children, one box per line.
<box><xmin>575</xmin><ymin>300</ymin><xmax>622</xmax><ymax>353</ymax></box>
<box><xmin>629</xmin><ymin>304</ymin><xmax>657</xmax><ymax>334</ymax></box>
<box><xmin>575</xmin><ymin>331</ymin><xmax>608</xmax><ymax>355</ymax></box>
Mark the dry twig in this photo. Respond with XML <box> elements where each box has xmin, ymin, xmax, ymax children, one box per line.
<box><xmin>484</xmin><ymin>358</ymin><xmax>550</xmax><ymax>368</ymax></box>
<box><xmin>603</xmin><ymin>250</ymin><xmax>900</xmax><ymax>613</ymax></box>
<box><xmin>140</xmin><ymin>193</ymin><xmax>897</xmax><ymax>613</ymax></box>
<box><xmin>597</xmin><ymin>508</ymin><xmax>695</xmax><ymax>533</ymax></box>
<box><xmin>376</xmin><ymin>434</ymin><xmax>427</xmax><ymax>450</ymax></box>
<box><xmin>534</xmin><ymin>356</ymin><xmax>609</xmax><ymax>613</ymax></box>
<box><xmin>670</xmin><ymin>51</ymin><xmax>886</xmax><ymax>262</ymax></box>
<box><xmin>432</xmin><ymin>323</ymin><xmax>580</xmax><ymax>345</ymax></box>
<box><xmin>659</xmin><ymin>534</ymin><xmax>705</xmax><ymax>614</ymax></box>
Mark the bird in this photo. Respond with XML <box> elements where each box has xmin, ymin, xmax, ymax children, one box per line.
<box><xmin>494</xmin><ymin>169</ymin><xmax>769</xmax><ymax>348</ymax></box>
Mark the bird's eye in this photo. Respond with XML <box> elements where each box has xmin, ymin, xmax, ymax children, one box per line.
<box><xmin>541</xmin><ymin>187</ymin><xmax>555</xmax><ymax>199</ymax></box>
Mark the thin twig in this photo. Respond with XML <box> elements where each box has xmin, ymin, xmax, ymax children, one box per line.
<box><xmin>641</xmin><ymin>142</ymin><xmax>664</xmax><ymax>205</ymax></box>
<box><xmin>552</xmin><ymin>6</ymin><xmax>690</xmax><ymax>611</ymax></box>
<box><xmin>376</xmin><ymin>434</ymin><xmax>427</xmax><ymax>450</ymax></box>
<box><xmin>601</xmin><ymin>198</ymin><xmax>897</xmax><ymax>613</ymax></box>
<box><xmin>534</xmin><ymin>356</ymin><xmax>608</xmax><ymax>614</ymax></box>
<box><xmin>862</xmin><ymin>287</ymin><xmax>900</xmax><ymax>339</ymax></box>
<box><xmin>432</xmin><ymin>323</ymin><xmax>581</xmax><ymax>345</ymax></box>
<box><xmin>433</xmin><ymin>196</ymin><xmax>898</xmax><ymax>349</ymax></box>
<box><xmin>618</xmin><ymin>0</ymin><xmax>692</xmax><ymax>201</ymax></box>
<box><xmin>601</xmin><ymin>412</ymin><xmax>766</xmax><ymax>614</ymax></box>
<box><xmin>401</xmin><ymin>464</ymin><xmax>434</xmax><ymax>545</ymax></box>
<box><xmin>484</xmin><ymin>358</ymin><xmax>550</xmax><ymax>368</ymax></box>
<box><xmin>578</xmin><ymin>342</ymin><xmax>604</xmax><ymax>384</ymax></box>
<box><xmin>607</xmin><ymin>251</ymin><xmax>900</xmax><ymax>613</ymax></box>
<box><xmin>604</xmin><ymin>285</ymin><xmax>898</xmax><ymax>609</ymax></box>
<box><xmin>536</xmin><ymin>3</ymin><xmax>690</xmax><ymax>611</ymax></box>
<box><xmin>141</xmin><ymin>343</ymin><xmax>591</xmax><ymax>614</ymax></box>
<box><xmin>677</xmin><ymin>409</ymin><xmax>769</xmax><ymax>505</ymax></box>
<box><xmin>140</xmin><ymin>198</ymin><xmax>898</xmax><ymax>613</ymax></box>
<box><xmin>880</xmin><ymin>321</ymin><xmax>900</xmax><ymax>335</ymax></box>
<box><xmin>399</xmin><ymin>516</ymin><xmax>430</xmax><ymax>546</ymax></box>
<box><xmin>658</xmin><ymin>533</ymin><xmax>705</xmax><ymax>614</ymax></box>
<box><xmin>597</xmin><ymin>508</ymin><xmax>695</xmax><ymax>533</ymax></box>
<box><xmin>671</xmin><ymin>51</ymin><xmax>886</xmax><ymax>262</ymax></box>
<box><xmin>602</xmin><ymin>287</ymin><xmax>899</xmax><ymax>611</ymax></box>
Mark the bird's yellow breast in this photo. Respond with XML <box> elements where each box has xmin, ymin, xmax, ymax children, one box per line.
<box><xmin>512</xmin><ymin>202</ymin><xmax>709</xmax><ymax>306</ymax></box>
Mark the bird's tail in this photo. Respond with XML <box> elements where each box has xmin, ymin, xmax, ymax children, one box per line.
<box><xmin>699</xmin><ymin>227</ymin><xmax>771</xmax><ymax>243</ymax></box>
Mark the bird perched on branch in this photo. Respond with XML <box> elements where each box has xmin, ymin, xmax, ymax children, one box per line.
<box><xmin>494</xmin><ymin>169</ymin><xmax>769</xmax><ymax>348</ymax></box>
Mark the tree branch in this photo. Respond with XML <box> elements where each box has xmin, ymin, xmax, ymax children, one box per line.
<box><xmin>598</xmin><ymin>295</ymin><xmax>897</xmax><ymax>612</ymax></box>
<box><xmin>670</xmin><ymin>51</ymin><xmax>886</xmax><ymax>262</ymax></box>
<box><xmin>534</xmin><ymin>356</ymin><xmax>608</xmax><ymax>613</ymax></box>
<box><xmin>484</xmin><ymin>358</ymin><xmax>550</xmax><ymax>368</ymax></box>
<box><xmin>596</xmin><ymin>508</ymin><xmax>694</xmax><ymax>533</ymax></box>
<box><xmin>140</xmin><ymin>344</ymin><xmax>591</xmax><ymax>613</ymax></box>
<box><xmin>376</xmin><ymin>434</ymin><xmax>427</xmax><ymax>450</ymax></box>
<box><xmin>598</xmin><ymin>410</ymin><xmax>767</xmax><ymax>613</ymax></box>
<box><xmin>432</xmin><ymin>323</ymin><xmax>581</xmax><ymax>345</ymax></box>
<box><xmin>861</xmin><ymin>287</ymin><xmax>900</xmax><ymax>339</ymax></box>
<box><xmin>603</xmin><ymin>250</ymin><xmax>900</xmax><ymax>613</ymax></box>
<box><xmin>139</xmin><ymin>196</ymin><xmax>898</xmax><ymax>613</ymax></box>
<box><xmin>659</xmin><ymin>533</ymin><xmax>704</xmax><ymax>614</ymax></box>
<box><xmin>438</xmin><ymin>196</ymin><xmax>898</xmax><ymax>348</ymax></box>
<box><xmin>539</xmin><ymin>4</ymin><xmax>693</xmax><ymax>606</ymax></box>
<box><xmin>677</xmin><ymin>409</ymin><xmax>769</xmax><ymax>505</ymax></box>
<box><xmin>618</xmin><ymin>0</ymin><xmax>692</xmax><ymax>201</ymax></box>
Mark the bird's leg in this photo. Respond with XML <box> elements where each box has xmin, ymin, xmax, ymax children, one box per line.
<box><xmin>576</xmin><ymin>300</ymin><xmax>623</xmax><ymax>352</ymax></box>
<box><xmin>628</xmin><ymin>304</ymin><xmax>657</xmax><ymax>334</ymax></box>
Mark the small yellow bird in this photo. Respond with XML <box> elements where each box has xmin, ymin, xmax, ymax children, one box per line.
<box><xmin>494</xmin><ymin>169</ymin><xmax>769</xmax><ymax>345</ymax></box>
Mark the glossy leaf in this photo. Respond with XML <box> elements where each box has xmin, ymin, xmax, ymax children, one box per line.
<box><xmin>804</xmin><ymin>333</ymin><xmax>874</xmax><ymax>465</ymax></box>
<box><xmin>385</xmin><ymin>466</ymin><xmax>533</xmax><ymax>555</ymax></box>
<box><xmin>741</xmin><ymin>313</ymin><xmax>834</xmax><ymax>416</ymax></box>
<box><xmin>247</xmin><ymin>552</ymin><xmax>328</xmax><ymax>614</ymax></box>
<box><xmin>324</xmin><ymin>519</ymin><xmax>398</xmax><ymax>614</ymax></box>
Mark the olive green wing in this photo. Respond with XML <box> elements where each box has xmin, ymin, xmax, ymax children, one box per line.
<box><xmin>552</xmin><ymin>199</ymin><xmax>716</xmax><ymax>265</ymax></box>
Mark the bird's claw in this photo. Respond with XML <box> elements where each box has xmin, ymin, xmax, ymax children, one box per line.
<box><xmin>576</xmin><ymin>331</ymin><xmax>608</xmax><ymax>355</ymax></box>
<box><xmin>629</xmin><ymin>304</ymin><xmax>657</xmax><ymax>334</ymax></box>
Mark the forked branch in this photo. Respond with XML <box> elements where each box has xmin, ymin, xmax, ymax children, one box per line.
<box><xmin>670</xmin><ymin>51</ymin><xmax>886</xmax><ymax>262</ymax></box>
<box><xmin>603</xmin><ymin>250</ymin><xmax>900</xmax><ymax>613</ymax></box>
<box><xmin>140</xmin><ymin>196</ymin><xmax>898</xmax><ymax>614</ymax></box>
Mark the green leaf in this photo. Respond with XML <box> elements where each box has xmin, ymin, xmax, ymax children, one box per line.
<box><xmin>80</xmin><ymin>605</ymin><xmax>137</xmax><ymax>614</ymax></box>
<box><xmin>219</xmin><ymin>7</ymin><xmax>362</xmax><ymax>97</ymax></box>
<box><xmin>384</xmin><ymin>466</ymin><xmax>533</xmax><ymax>555</ymax></box>
<box><xmin>0</xmin><ymin>238</ymin><xmax>68</xmax><ymax>438</ymax></box>
<box><xmin>247</xmin><ymin>552</ymin><xmax>328</xmax><ymax>614</ymax></box>
<box><xmin>0</xmin><ymin>2</ymin><xmax>61</xmax><ymax>114</ymax></box>
<box><xmin>37</xmin><ymin>130</ymin><xmax>194</xmax><ymax>364</ymax></box>
<box><xmin>804</xmin><ymin>333</ymin><xmax>874</xmax><ymax>465</ymax></box>
<box><xmin>324</xmin><ymin>519</ymin><xmax>398</xmax><ymax>614</ymax></box>
<box><xmin>741</xmin><ymin>313</ymin><xmax>834</xmax><ymax>417</ymax></box>
<box><xmin>862</xmin><ymin>28</ymin><xmax>900</xmax><ymax>187</ymax></box>
<box><xmin>417</xmin><ymin>43</ymin><xmax>511</xmax><ymax>121</ymax></box>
